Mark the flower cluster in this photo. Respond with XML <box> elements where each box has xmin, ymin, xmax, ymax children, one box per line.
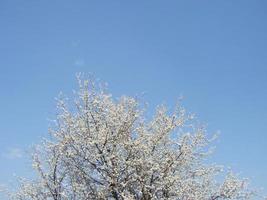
<box><xmin>9</xmin><ymin>77</ymin><xmax>257</xmax><ymax>200</ymax></box>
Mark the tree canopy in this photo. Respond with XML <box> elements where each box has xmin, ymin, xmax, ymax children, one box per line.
<box><xmin>7</xmin><ymin>77</ymin><xmax>259</xmax><ymax>200</ymax></box>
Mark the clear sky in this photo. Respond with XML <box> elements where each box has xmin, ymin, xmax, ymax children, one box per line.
<box><xmin>0</xmin><ymin>0</ymin><xmax>267</xmax><ymax>195</ymax></box>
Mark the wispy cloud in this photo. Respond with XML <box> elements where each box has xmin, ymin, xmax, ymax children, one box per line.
<box><xmin>71</xmin><ymin>40</ymin><xmax>80</xmax><ymax>47</ymax></box>
<box><xmin>2</xmin><ymin>148</ymin><xmax>24</xmax><ymax>159</ymax></box>
<box><xmin>74</xmin><ymin>59</ymin><xmax>85</xmax><ymax>67</ymax></box>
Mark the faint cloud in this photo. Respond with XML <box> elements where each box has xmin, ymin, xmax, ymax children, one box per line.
<box><xmin>74</xmin><ymin>59</ymin><xmax>85</xmax><ymax>67</ymax></box>
<box><xmin>2</xmin><ymin>148</ymin><xmax>24</xmax><ymax>159</ymax></box>
<box><xmin>71</xmin><ymin>40</ymin><xmax>81</xmax><ymax>47</ymax></box>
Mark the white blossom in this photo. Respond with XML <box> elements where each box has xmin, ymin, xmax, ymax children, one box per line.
<box><xmin>6</xmin><ymin>77</ymin><xmax>261</xmax><ymax>200</ymax></box>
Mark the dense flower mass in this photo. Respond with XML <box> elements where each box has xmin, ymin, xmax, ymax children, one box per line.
<box><xmin>7</xmin><ymin>77</ymin><xmax>257</xmax><ymax>200</ymax></box>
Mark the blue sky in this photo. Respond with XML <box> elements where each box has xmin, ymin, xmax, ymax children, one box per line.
<box><xmin>0</xmin><ymin>0</ymin><xmax>267</xmax><ymax>195</ymax></box>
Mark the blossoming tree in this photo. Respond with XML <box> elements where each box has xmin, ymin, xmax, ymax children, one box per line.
<box><xmin>9</xmin><ymin>77</ymin><xmax>259</xmax><ymax>200</ymax></box>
